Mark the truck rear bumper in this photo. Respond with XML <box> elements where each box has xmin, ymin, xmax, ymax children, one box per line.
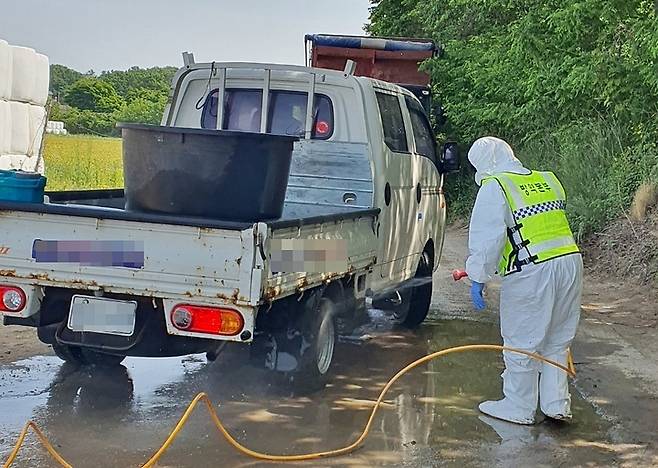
<box><xmin>3</xmin><ymin>286</ymin><xmax>256</xmax><ymax>357</ymax></box>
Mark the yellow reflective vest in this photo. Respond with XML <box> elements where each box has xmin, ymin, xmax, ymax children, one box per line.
<box><xmin>482</xmin><ymin>171</ymin><xmax>580</xmax><ymax>276</ymax></box>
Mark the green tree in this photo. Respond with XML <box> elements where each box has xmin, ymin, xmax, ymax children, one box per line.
<box><xmin>368</xmin><ymin>0</ymin><xmax>658</xmax><ymax>236</ymax></box>
<box><xmin>366</xmin><ymin>0</ymin><xmax>425</xmax><ymax>37</ymax></box>
<box><xmin>114</xmin><ymin>87</ymin><xmax>168</xmax><ymax>125</ymax></box>
<box><xmin>99</xmin><ymin>66</ymin><xmax>177</xmax><ymax>100</ymax></box>
<box><xmin>64</xmin><ymin>78</ymin><xmax>124</xmax><ymax>113</ymax></box>
<box><xmin>368</xmin><ymin>0</ymin><xmax>658</xmax><ymax>145</ymax></box>
<box><xmin>49</xmin><ymin>64</ymin><xmax>83</xmax><ymax>101</ymax></box>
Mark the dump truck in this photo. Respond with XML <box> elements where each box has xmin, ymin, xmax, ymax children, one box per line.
<box><xmin>0</xmin><ymin>37</ymin><xmax>458</xmax><ymax>384</ymax></box>
<box><xmin>305</xmin><ymin>33</ymin><xmax>441</xmax><ymax>114</ymax></box>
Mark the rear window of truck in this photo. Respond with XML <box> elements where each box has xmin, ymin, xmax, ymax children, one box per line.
<box><xmin>375</xmin><ymin>92</ymin><xmax>408</xmax><ymax>153</ymax></box>
<box><xmin>201</xmin><ymin>89</ymin><xmax>333</xmax><ymax>139</ymax></box>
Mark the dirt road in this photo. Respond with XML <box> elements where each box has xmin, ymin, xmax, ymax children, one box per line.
<box><xmin>0</xmin><ymin>227</ymin><xmax>657</xmax><ymax>467</ymax></box>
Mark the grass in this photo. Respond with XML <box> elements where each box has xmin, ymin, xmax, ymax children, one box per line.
<box><xmin>447</xmin><ymin>119</ymin><xmax>658</xmax><ymax>241</ymax></box>
<box><xmin>42</xmin><ymin>134</ymin><xmax>123</xmax><ymax>190</ymax></box>
<box><xmin>519</xmin><ymin>121</ymin><xmax>658</xmax><ymax>241</ymax></box>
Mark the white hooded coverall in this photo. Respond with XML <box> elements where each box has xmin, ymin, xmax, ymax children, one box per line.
<box><xmin>465</xmin><ymin>137</ymin><xmax>583</xmax><ymax>424</ymax></box>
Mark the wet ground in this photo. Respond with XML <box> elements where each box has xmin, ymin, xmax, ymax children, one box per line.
<box><xmin>0</xmin><ymin>313</ymin><xmax>615</xmax><ymax>468</ymax></box>
<box><xmin>2</xmin><ymin>227</ymin><xmax>657</xmax><ymax>467</ymax></box>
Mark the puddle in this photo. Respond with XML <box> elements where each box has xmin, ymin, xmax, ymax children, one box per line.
<box><xmin>0</xmin><ymin>314</ymin><xmax>615</xmax><ymax>467</ymax></box>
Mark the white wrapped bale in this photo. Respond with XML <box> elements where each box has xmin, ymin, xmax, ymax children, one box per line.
<box><xmin>0</xmin><ymin>154</ymin><xmax>26</xmax><ymax>170</ymax></box>
<box><xmin>10</xmin><ymin>154</ymin><xmax>28</xmax><ymax>170</ymax></box>
<box><xmin>0</xmin><ymin>154</ymin><xmax>12</xmax><ymax>170</ymax></box>
<box><xmin>19</xmin><ymin>154</ymin><xmax>44</xmax><ymax>174</ymax></box>
<box><xmin>53</xmin><ymin>128</ymin><xmax>62</xmax><ymax>135</ymax></box>
<box><xmin>33</xmin><ymin>53</ymin><xmax>49</xmax><ymax>106</ymax></box>
<box><xmin>61</xmin><ymin>128</ymin><xmax>68</xmax><ymax>136</ymax></box>
<box><xmin>0</xmin><ymin>40</ymin><xmax>11</xmax><ymax>100</ymax></box>
<box><xmin>9</xmin><ymin>101</ymin><xmax>30</xmax><ymax>154</ymax></box>
<box><xmin>0</xmin><ymin>99</ymin><xmax>10</xmax><ymax>154</ymax></box>
<box><xmin>10</xmin><ymin>46</ymin><xmax>36</xmax><ymax>104</ymax></box>
<box><xmin>28</xmin><ymin>104</ymin><xmax>46</xmax><ymax>156</ymax></box>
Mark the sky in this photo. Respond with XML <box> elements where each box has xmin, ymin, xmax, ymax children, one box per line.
<box><xmin>1</xmin><ymin>0</ymin><xmax>371</xmax><ymax>72</ymax></box>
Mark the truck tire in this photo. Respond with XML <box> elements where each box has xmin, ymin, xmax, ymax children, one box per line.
<box><xmin>289</xmin><ymin>294</ymin><xmax>337</xmax><ymax>389</ymax></box>
<box><xmin>79</xmin><ymin>348</ymin><xmax>126</xmax><ymax>367</ymax></box>
<box><xmin>259</xmin><ymin>288</ymin><xmax>338</xmax><ymax>390</ymax></box>
<box><xmin>52</xmin><ymin>343</ymin><xmax>125</xmax><ymax>367</ymax></box>
<box><xmin>52</xmin><ymin>342</ymin><xmax>85</xmax><ymax>365</ymax></box>
<box><xmin>206</xmin><ymin>342</ymin><xmax>228</xmax><ymax>362</ymax></box>
<box><xmin>400</xmin><ymin>250</ymin><xmax>433</xmax><ymax>328</ymax></box>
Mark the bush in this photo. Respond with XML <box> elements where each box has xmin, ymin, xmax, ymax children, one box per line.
<box><xmin>65</xmin><ymin>77</ymin><xmax>124</xmax><ymax>113</ymax></box>
<box><xmin>368</xmin><ymin>0</ymin><xmax>658</xmax><ymax>236</ymax></box>
<box><xmin>517</xmin><ymin>120</ymin><xmax>658</xmax><ymax>240</ymax></box>
<box><xmin>50</xmin><ymin>102</ymin><xmax>118</xmax><ymax>137</ymax></box>
<box><xmin>114</xmin><ymin>88</ymin><xmax>168</xmax><ymax>125</ymax></box>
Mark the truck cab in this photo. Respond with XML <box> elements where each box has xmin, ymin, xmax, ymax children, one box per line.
<box><xmin>166</xmin><ymin>60</ymin><xmax>454</xmax><ymax>293</ymax></box>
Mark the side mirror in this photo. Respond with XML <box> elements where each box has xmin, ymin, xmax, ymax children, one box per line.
<box><xmin>439</xmin><ymin>142</ymin><xmax>460</xmax><ymax>173</ymax></box>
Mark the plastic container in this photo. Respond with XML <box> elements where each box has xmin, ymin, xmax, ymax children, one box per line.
<box><xmin>118</xmin><ymin>124</ymin><xmax>297</xmax><ymax>221</ymax></box>
<box><xmin>0</xmin><ymin>169</ymin><xmax>46</xmax><ymax>203</ymax></box>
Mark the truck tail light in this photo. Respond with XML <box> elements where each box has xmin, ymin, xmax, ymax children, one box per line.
<box><xmin>170</xmin><ymin>305</ymin><xmax>244</xmax><ymax>336</ymax></box>
<box><xmin>0</xmin><ymin>286</ymin><xmax>27</xmax><ymax>313</ymax></box>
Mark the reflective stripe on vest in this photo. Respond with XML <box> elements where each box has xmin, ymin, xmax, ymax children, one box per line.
<box><xmin>483</xmin><ymin>171</ymin><xmax>580</xmax><ymax>276</ymax></box>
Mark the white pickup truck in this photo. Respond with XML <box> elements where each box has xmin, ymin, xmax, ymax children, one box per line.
<box><xmin>0</xmin><ymin>53</ymin><xmax>459</xmax><ymax>383</ymax></box>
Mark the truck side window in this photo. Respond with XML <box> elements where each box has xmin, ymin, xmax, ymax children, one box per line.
<box><xmin>201</xmin><ymin>89</ymin><xmax>333</xmax><ymax>139</ymax></box>
<box><xmin>405</xmin><ymin>96</ymin><xmax>437</xmax><ymax>161</ymax></box>
<box><xmin>375</xmin><ymin>92</ymin><xmax>408</xmax><ymax>153</ymax></box>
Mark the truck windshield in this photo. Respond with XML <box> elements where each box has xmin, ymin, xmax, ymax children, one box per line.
<box><xmin>201</xmin><ymin>89</ymin><xmax>333</xmax><ymax>139</ymax></box>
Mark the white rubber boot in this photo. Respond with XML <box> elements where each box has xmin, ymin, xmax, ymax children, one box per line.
<box><xmin>539</xmin><ymin>349</ymin><xmax>573</xmax><ymax>421</ymax></box>
<box><xmin>478</xmin><ymin>398</ymin><xmax>537</xmax><ymax>425</ymax></box>
<box><xmin>479</xmin><ymin>366</ymin><xmax>539</xmax><ymax>425</ymax></box>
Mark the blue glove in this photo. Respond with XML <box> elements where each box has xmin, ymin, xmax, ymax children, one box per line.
<box><xmin>470</xmin><ymin>281</ymin><xmax>486</xmax><ymax>310</ymax></box>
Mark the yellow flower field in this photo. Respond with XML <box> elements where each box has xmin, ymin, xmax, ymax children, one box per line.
<box><xmin>42</xmin><ymin>134</ymin><xmax>123</xmax><ymax>191</ymax></box>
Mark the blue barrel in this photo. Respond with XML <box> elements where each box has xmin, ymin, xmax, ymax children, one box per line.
<box><xmin>0</xmin><ymin>170</ymin><xmax>47</xmax><ymax>203</ymax></box>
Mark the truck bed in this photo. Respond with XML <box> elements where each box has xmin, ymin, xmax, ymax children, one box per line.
<box><xmin>3</xmin><ymin>191</ymin><xmax>376</xmax><ymax>231</ymax></box>
<box><xmin>0</xmin><ymin>190</ymin><xmax>379</xmax><ymax>308</ymax></box>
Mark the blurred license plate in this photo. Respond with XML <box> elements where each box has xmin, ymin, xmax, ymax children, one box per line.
<box><xmin>68</xmin><ymin>295</ymin><xmax>137</xmax><ymax>336</ymax></box>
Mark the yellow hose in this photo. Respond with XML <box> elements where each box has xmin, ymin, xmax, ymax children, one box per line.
<box><xmin>3</xmin><ymin>344</ymin><xmax>576</xmax><ymax>467</ymax></box>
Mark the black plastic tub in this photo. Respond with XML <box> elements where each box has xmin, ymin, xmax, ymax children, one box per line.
<box><xmin>118</xmin><ymin>124</ymin><xmax>297</xmax><ymax>221</ymax></box>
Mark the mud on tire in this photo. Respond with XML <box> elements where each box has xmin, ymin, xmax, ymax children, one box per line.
<box><xmin>400</xmin><ymin>250</ymin><xmax>433</xmax><ymax>328</ymax></box>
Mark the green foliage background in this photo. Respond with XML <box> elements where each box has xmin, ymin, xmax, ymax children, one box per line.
<box><xmin>48</xmin><ymin>65</ymin><xmax>176</xmax><ymax>137</ymax></box>
<box><xmin>368</xmin><ymin>0</ymin><xmax>658</xmax><ymax>238</ymax></box>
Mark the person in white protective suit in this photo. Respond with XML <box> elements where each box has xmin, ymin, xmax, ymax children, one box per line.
<box><xmin>465</xmin><ymin>136</ymin><xmax>583</xmax><ymax>425</ymax></box>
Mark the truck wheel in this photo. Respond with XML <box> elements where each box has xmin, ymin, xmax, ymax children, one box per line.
<box><xmin>206</xmin><ymin>342</ymin><xmax>228</xmax><ymax>362</ymax></box>
<box><xmin>401</xmin><ymin>250</ymin><xmax>433</xmax><ymax>328</ymax></box>
<box><xmin>293</xmin><ymin>295</ymin><xmax>337</xmax><ymax>385</ymax></box>
<box><xmin>52</xmin><ymin>343</ymin><xmax>85</xmax><ymax>365</ymax></box>
<box><xmin>79</xmin><ymin>348</ymin><xmax>126</xmax><ymax>367</ymax></box>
